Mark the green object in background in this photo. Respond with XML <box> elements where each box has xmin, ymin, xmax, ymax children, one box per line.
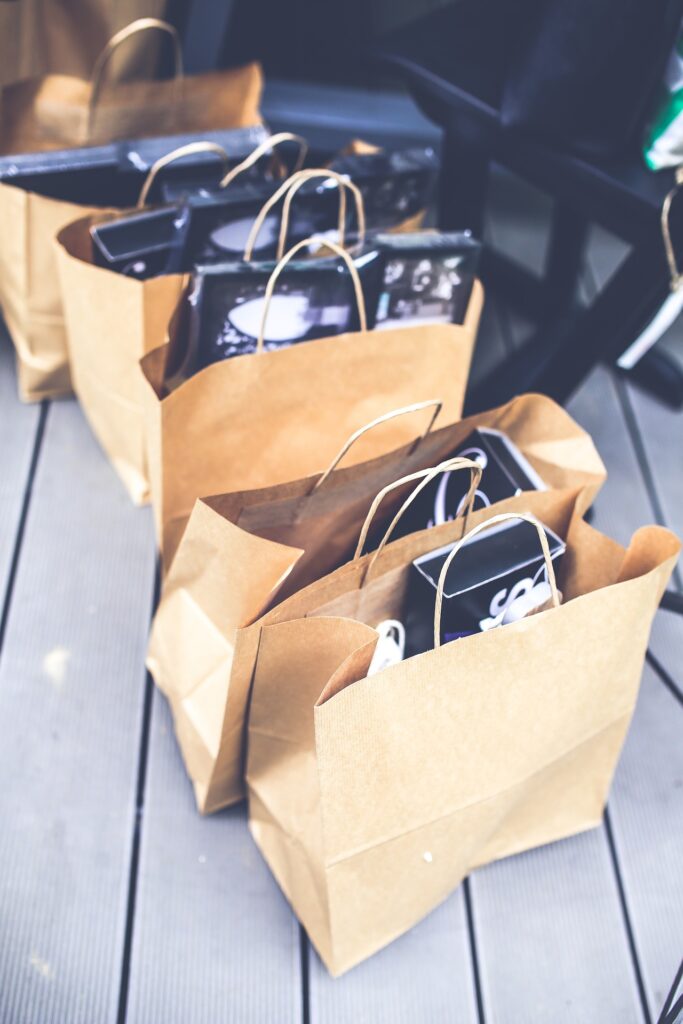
<box><xmin>644</xmin><ymin>24</ymin><xmax>683</xmax><ymax>170</ymax></box>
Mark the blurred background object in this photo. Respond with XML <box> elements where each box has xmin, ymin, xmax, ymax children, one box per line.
<box><xmin>0</xmin><ymin>0</ymin><xmax>180</xmax><ymax>85</ymax></box>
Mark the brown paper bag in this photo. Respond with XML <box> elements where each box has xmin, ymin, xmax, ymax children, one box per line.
<box><xmin>147</xmin><ymin>393</ymin><xmax>606</xmax><ymax>813</ymax></box>
<box><xmin>245</xmin><ymin>480</ymin><xmax>680</xmax><ymax>975</ymax></box>
<box><xmin>54</xmin><ymin>159</ymin><xmax>365</xmax><ymax>504</ymax></box>
<box><xmin>0</xmin><ymin>18</ymin><xmax>263</xmax><ymax>403</ymax></box>
<box><xmin>0</xmin><ymin>18</ymin><xmax>262</xmax><ymax>154</ymax></box>
<box><xmin>141</xmin><ymin>234</ymin><xmax>484</xmax><ymax>558</ymax></box>
<box><xmin>55</xmin><ymin>213</ymin><xmax>184</xmax><ymax>500</ymax></box>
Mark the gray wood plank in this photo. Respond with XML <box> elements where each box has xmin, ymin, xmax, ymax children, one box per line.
<box><xmin>0</xmin><ymin>328</ymin><xmax>42</xmax><ymax>607</ymax></box>
<box><xmin>473</xmin><ymin>830</ymin><xmax>644</xmax><ymax>1024</ymax></box>
<box><xmin>649</xmin><ymin>606</ymin><xmax>683</xmax><ymax>698</ymax></box>
<box><xmin>567</xmin><ymin>367</ymin><xmax>656</xmax><ymax>547</ymax></box>
<box><xmin>577</xmin><ymin>237</ymin><xmax>683</xmax><ymax>1017</ymax></box>
<box><xmin>125</xmin><ymin>689</ymin><xmax>302</xmax><ymax>1024</ymax></box>
<box><xmin>623</xmin><ymin>384</ymin><xmax>683</xmax><ymax>557</ymax></box>
<box><xmin>0</xmin><ymin>398</ymin><xmax>156</xmax><ymax>1024</ymax></box>
<box><xmin>608</xmin><ymin>662</ymin><xmax>683</xmax><ymax>1018</ymax></box>
<box><xmin>309</xmin><ymin>890</ymin><xmax>478</xmax><ymax>1023</ymax></box>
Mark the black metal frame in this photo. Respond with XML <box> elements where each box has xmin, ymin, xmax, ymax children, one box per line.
<box><xmin>374</xmin><ymin>27</ymin><xmax>683</xmax><ymax>617</ymax></box>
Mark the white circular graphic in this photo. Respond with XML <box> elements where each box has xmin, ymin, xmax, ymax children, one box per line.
<box><xmin>211</xmin><ymin>213</ymin><xmax>278</xmax><ymax>254</ymax></box>
<box><xmin>228</xmin><ymin>294</ymin><xmax>311</xmax><ymax>342</ymax></box>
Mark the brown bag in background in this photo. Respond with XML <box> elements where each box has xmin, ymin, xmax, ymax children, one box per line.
<box><xmin>245</xmin><ymin>483</ymin><xmax>680</xmax><ymax>976</ymax></box>
<box><xmin>0</xmin><ymin>18</ymin><xmax>263</xmax><ymax>402</ymax></box>
<box><xmin>140</xmin><ymin>235</ymin><xmax>484</xmax><ymax>559</ymax></box>
<box><xmin>54</xmin><ymin>156</ymin><xmax>363</xmax><ymax>503</ymax></box>
<box><xmin>0</xmin><ymin>18</ymin><xmax>262</xmax><ymax>154</ymax></box>
<box><xmin>0</xmin><ymin>0</ymin><xmax>170</xmax><ymax>87</ymax></box>
<box><xmin>147</xmin><ymin>392</ymin><xmax>606</xmax><ymax>813</ymax></box>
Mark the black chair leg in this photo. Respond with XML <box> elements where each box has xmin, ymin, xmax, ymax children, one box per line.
<box><xmin>466</xmin><ymin>230</ymin><xmax>669</xmax><ymax>412</ymax></box>
<box><xmin>542</xmin><ymin>201</ymin><xmax>590</xmax><ymax>316</ymax></box>
<box><xmin>661</xmin><ymin>590</ymin><xmax>683</xmax><ymax>616</ymax></box>
<box><xmin>620</xmin><ymin>345</ymin><xmax>683</xmax><ymax>409</ymax></box>
<box><xmin>480</xmin><ymin>200</ymin><xmax>590</xmax><ymax>322</ymax></box>
<box><xmin>437</xmin><ymin>126</ymin><xmax>489</xmax><ymax>235</ymax></box>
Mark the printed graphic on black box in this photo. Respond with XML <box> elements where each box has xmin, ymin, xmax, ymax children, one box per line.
<box><xmin>375</xmin><ymin>255</ymin><xmax>466</xmax><ymax>329</ymax></box>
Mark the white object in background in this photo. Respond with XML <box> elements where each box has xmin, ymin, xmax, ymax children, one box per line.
<box><xmin>619</xmin><ymin>170</ymin><xmax>683</xmax><ymax>369</ymax></box>
<box><xmin>368</xmin><ymin>620</ymin><xmax>406</xmax><ymax>676</ymax></box>
<box><xmin>617</xmin><ymin>286</ymin><xmax>683</xmax><ymax>369</ymax></box>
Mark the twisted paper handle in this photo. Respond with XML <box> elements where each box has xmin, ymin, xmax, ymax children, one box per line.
<box><xmin>219</xmin><ymin>132</ymin><xmax>308</xmax><ymax>190</ymax></box>
<box><xmin>313</xmin><ymin>400</ymin><xmax>443</xmax><ymax>492</ymax></box>
<box><xmin>256</xmin><ymin>235</ymin><xmax>367</xmax><ymax>354</ymax></box>
<box><xmin>136</xmin><ymin>141</ymin><xmax>231</xmax><ymax>208</ymax></box>
<box><xmin>433</xmin><ymin>511</ymin><xmax>561</xmax><ymax>648</ymax></box>
<box><xmin>88</xmin><ymin>18</ymin><xmax>183</xmax><ymax>138</ymax></box>
<box><xmin>356</xmin><ymin>457</ymin><xmax>483</xmax><ymax>584</ymax></box>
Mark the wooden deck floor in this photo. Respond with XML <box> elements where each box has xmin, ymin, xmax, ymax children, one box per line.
<box><xmin>0</xmin><ymin>152</ymin><xmax>681</xmax><ymax>1023</ymax></box>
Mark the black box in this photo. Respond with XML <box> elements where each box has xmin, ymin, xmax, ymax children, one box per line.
<box><xmin>369</xmin><ymin>231</ymin><xmax>481</xmax><ymax>329</ymax></box>
<box><xmin>184</xmin><ymin>248</ymin><xmax>383</xmax><ymax>372</ymax></box>
<box><xmin>89</xmin><ymin>175</ymin><xmax>360</xmax><ymax>279</ymax></box>
<box><xmin>328</xmin><ymin>147</ymin><xmax>438</xmax><ymax>231</ymax></box>
<box><xmin>394</xmin><ymin>427</ymin><xmax>546</xmax><ymax>541</ymax></box>
<box><xmin>90</xmin><ymin>179</ymin><xmax>280</xmax><ymax>279</ymax></box>
<box><xmin>405</xmin><ymin>518</ymin><xmax>565</xmax><ymax>656</ymax></box>
<box><xmin>0</xmin><ymin>124</ymin><xmax>267</xmax><ymax>206</ymax></box>
<box><xmin>90</xmin><ymin>204</ymin><xmax>193</xmax><ymax>278</ymax></box>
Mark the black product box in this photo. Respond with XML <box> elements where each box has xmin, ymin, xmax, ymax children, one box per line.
<box><xmin>0</xmin><ymin>124</ymin><xmax>267</xmax><ymax>207</ymax></box>
<box><xmin>89</xmin><ymin>174</ymin><xmax>358</xmax><ymax>279</ymax></box>
<box><xmin>405</xmin><ymin>518</ymin><xmax>565</xmax><ymax>656</ymax></box>
<box><xmin>90</xmin><ymin>180</ymin><xmax>280</xmax><ymax>279</ymax></box>
<box><xmin>328</xmin><ymin>147</ymin><xmax>438</xmax><ymax>231</ymax></box>
<box><xmin>393</xmin><ymin>428</ymin><xmax>546</xmax><ymax>541</ymax></box>
<box><xmin>184</xmin><ymin>248</ymin><xmax>383</xmax><ymax>372</ymax></box>
<box><xmin>90</xmin><ymin>204</ymin><xmax>193</xmax><ymax>278</ymax></box>
<box><xmin>369</xmin><ymin>231</ymin><xmax>481</xmax><ymax>329</ymax></box>
<box><xmin>156</xmin><ymin>135</ymin><xmax>306</xmax><ymax>204</ymax></box>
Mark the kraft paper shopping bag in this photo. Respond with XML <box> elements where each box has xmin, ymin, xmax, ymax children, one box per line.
<box><xmin>148</xmin><ymin>395</ymin><xmax>604</xmax><ymax>815</ymax></box>
<box><xmin>246</xmin><ymin>480</ymin><xmax>679</xmax><ymax>975</ymax></box>
<box><xmin>0</xmin><ymin>18</ymin><xmax>262</xmax><ymax>401</ymax></box>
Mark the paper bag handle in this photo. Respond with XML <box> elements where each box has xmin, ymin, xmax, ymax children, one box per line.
<box><xmin>277</xmin><ymin>170</ymin><xmax>366</xmax><ymax>259</ymax></box>
<box><xmin>136</xmin><ymin>141</ymin><xmax>231</xmax><ymax>208</ymax></box>
<box><xmin>88</xmin><ymin>19</ymin><xmax>183</xmax><ymax>137</ymax></box>
<box><xmin>243</xmin><ymin>170</ymin><xmax>343</xmax><ymax>262</ymax></box>
<box><xmin>433</xmin><ymin>511</ymin><xmax>561</xmax><ymax>649</ymax></box>
<box><xmin>256</xmin><ymin>235</ymin><xmax>367</xmax><ymax>354</ymax></box>
<box><xmin>661</xmin><ymin>167</ymin><xmax>683</xmax><ymax>289</ymax></box>
<box><xmin>356</xmin><ymin>457</ymin><xmax>483</xmax><ymax>580</ymax></box>
<box><xmin>218</xmin><ymin>132</ymin><xmax>308</xmax><ymax>190</ymax></box>
<box><xmin>313</xmin><ymin>400</ymin><xmax>443</xmax><ymax>491</ymax></box>
<box><xmin>243</xmin><ymin>169</ymin><xmax>365</xmax><ymax>262</ymax></box>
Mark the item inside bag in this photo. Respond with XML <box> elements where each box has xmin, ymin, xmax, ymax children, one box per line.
<box><xmin>86</xmin><ymin>141</ymin><xmax>447</xmax><ymax>281</ymax></box>
<box><xmin>370</xmin><ymin>231</ymin><xmax>481</xmax><ymax>329</ymax></box>
<box><xmin>0</xmin><ymin>125</ymin><xmax>268</xmax><ymax>205</ymax></box>
<box><xmin>393</xmin><ymin>427</ymin><xmax>546</xmax><ymax>540</ymax></box>
<box><xmin>368</xmin><ymin>620</ymin><xmax>406</xmax><ymax>676</ymax></box>
<box><xmin>164</xmin><ymin>143</ymin><xmax>439</xmax><ymax>236</ymax></box>
<box><xmin>405</xmin><ymin>517</ymin><xmax>565</xmax><ymax>656</ymax></box>
<box><xmin>328</xmin><ymin>146</ymin><xmax>438</xmax><ymax>231</ymax></box>
<box><xmin>89</xmin><ymin>174</ymin><xmax>350</xmax><ymax>279</ymax></box>
<box><xmin>90</xmin><ymin>179</ymin><xmax>281</xmax><ymax>279</ymax></box>
<box><xmin>183</xmin><ymin>248</ymin><xmax>383</xmax><ymax>372</ymax></box>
